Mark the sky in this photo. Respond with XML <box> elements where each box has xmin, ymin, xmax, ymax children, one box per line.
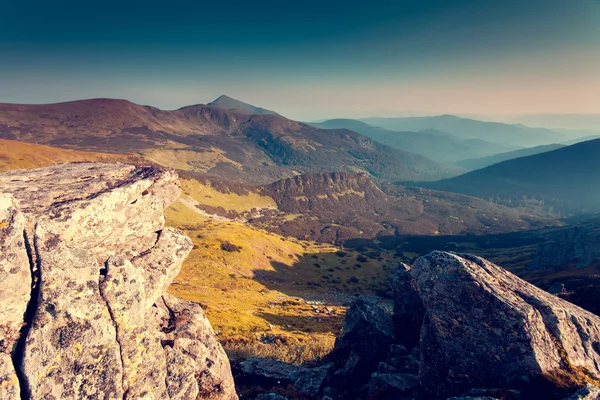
<box><xmin>0</xmin><ymin>0</ymin><xmax>599</xmax><ymax>120</ymax></box>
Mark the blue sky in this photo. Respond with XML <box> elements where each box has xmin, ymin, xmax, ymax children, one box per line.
<box><xmin>1</xmin><ymin>0</ymin><xmax>599</xmax><ymax>120</ymax></box>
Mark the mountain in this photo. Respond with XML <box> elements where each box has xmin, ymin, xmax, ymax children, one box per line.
<box><xmin>0</xmin><ymin>98</ymin><xmax>457</xmax><ymax>184</ymax></box>
<box><xmin>360</xmin><ymin>115</ymin><xmax>565</xmax><ymax>148</ymax></box>
<box><xmin>455</xmin><ymin>143</ymin><xmax>565</xmax><ymax>170</ymax></box>
<box><xmin>311</xmin><ymin>118</ymin><xmax>515</xmax><ymax>163</ymax></box>
<box><xmin>427</xmin><ymin>139</ymin><xmax>600</xmax><ymax>215</ymax></box>
<box><xmin>207</xmin><ymin>94</ymin><xmax>282</xmax><ymax>116</ymax></box>
<box><xmin>252</xmin><ymin>171</ymin><xmax>557</xmax><ymax>244</ymax></box>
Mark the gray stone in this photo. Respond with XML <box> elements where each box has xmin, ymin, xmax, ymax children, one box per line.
<box><xmin>412</xmin><ymin>251</ymin><xmax>600</xmax><ymax>398</ymax></box>
<box><xmin>365</xmin><ymin>372</ymin><xmax>420</xmax><ymax>398</ymax></box>
<box><xmin>292</xmin><ymin>363</ymin><xmax>333</xmax><ymax>397</ymax></box>
<box><xmin>393</xmin><ymin>263</ymin><xmax>425</xmax><ymax>348</ymax></box>
<box><xmin>240</xmin><ymin>357</ymin><xmax>300</xmax><ymax>384</ymax></box>
<box><xmin>565</xmin><ymin>385</ymin><xmax>600</xmax><ymax>400</ymax></box>
<box><xmin>335</xmin><ymin>297</ymin><xmax>396</xmax><ymax>382</ymax></box>
<box><xmin>255</xmin><ymin>394</ymin><xmax>289</xmax><ymax>400</ymax></box>
<box><xmin>548</xmin><ymin>282</ymin><xmax>566</xmax><ymax>295</ymax></box>
<box><xmin>0</xmin><ymin>163</ymin><xmax>237</xmax><ymax>400</ymax></box>
<box><xmin>0</xmin><ymin>194</ymin><xmax>30</xmax><ymax>399</ymax></box>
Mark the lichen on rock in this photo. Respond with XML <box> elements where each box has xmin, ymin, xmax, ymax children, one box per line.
<box><xmin>0</xmin><ymin>163</ymin><xmax>238</xmax><ymax>400</ymax></box>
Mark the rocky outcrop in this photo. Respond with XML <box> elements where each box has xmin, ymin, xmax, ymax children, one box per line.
<box><xmin>412</xmin><ymin>251</ymin><xmax>600</xmax><ymax>398</ymax></box>
<box><xmin>333</xmin><ymin>297</ymin><xmax>396</xmax><ymax>384</ymax></box>
<box><xmin>393</xmin><ymin>263</ymin><xmax>425</xmax><ymax>348</ymax></box>
<box><xmin>530</xmin><ymin>223</ymin><xmax>600</xmax><ymax>270</ymax></box>
<box><xmin>289</xmin><ymin>250</ymin><xmax>600</xmax><ymax>400</ymax></box>
<box><xmin>0</xmin><ymin>163</ymin><xmax>237</xmax><ymax>400</ymax></box>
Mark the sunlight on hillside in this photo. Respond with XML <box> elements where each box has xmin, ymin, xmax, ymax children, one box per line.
<box><xmin>166</xmin><ymin>198</ymin><xmax>396</xmax><ymax>364</ymax></box>
<box><xmin>144</xmin><ymin>148</ymin><xmax>242</xmax><ymax>172</ymax></box>
<box><xmin>179</xmin><ymin>178</ymin><xmax>276</xmax><ymax>213</ymax></box>
<box><xmin>0</xmin><ymin>139</ymin><xmax>143</xmax><ymax>172</ymax></box>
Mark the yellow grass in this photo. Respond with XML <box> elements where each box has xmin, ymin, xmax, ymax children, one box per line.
<box><xmin>166</xmin><ymin>199</ymin><xmax>395</xmax><ymax>364</ymax></box>
<box><xmin>144</xmin><ymin>148</ymin><xmax>242</xmax><ymax>172</ymax></box>
<box><xmin>0</xmin><ymin>139</ymin><xmax>143</xmax><ymax>173</ymax></box>
<box><xmin>180</xmin><ymin>178</ymin><xmax>276</xmax><ymax>213</ymax></box>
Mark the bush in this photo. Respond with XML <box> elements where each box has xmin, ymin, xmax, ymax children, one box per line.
<box><xmin>221</xmin><ymin>242</ymin><xmax>241</xmax><ymax>252</ymax></box>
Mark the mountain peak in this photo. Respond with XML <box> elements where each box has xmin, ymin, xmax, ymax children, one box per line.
<box><xmin>208</xmin><ymin>95</ymin><xmax>282</xmax><ymax>117</ymax></box>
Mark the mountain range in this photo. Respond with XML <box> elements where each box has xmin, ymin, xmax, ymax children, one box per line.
<box><xmin>0</xmin><ymin>97</ymin><xmax>458</xmax><ymax>184</ymax></box>
<box><xmin>427</xmin><ymin>138</ymin><xmax>600</xmax><ymax>215</ymax></box>
<box><xmin>361</xmin><ymin>115</ymin><xmax>565</xmax><ymax>148</ymax></box>
<box><xmin>455</xmin><ymin>143</ymin><xmax>565</xmax><ymax>170</ymax></box>
<box><xmin>311</xmin><ymin>118</ymin><xmax>516</xmax><ymax>163</ymax></box>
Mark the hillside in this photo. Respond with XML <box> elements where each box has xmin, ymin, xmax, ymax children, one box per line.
<box><xmin>208</xmin><ymin>94</ymin><xmax>282</xmax><ymax>116</ymax></box>
<box><xmin>0</xmin><ymin>98</ymin><xmax>455</xmax><ymax>183</ymax></box>
<box><xmin>0</xmin><ymin>138</ymin><xmax>144</xmax><ymax>172</ymax></box>
<box><xmin>455</xmin><ymin>143</ymin><xmax>565</xmax><ymax>170</ymax></box>
<box><xmin>252</xmin><ymin>172</ymin><xmax>557</xmax><ymax>244</ymax></box>
<box><xmin>312</xmin><ymin>118</ymin><xmax>514</xmax><ymax>163</ymax></box>
<box><xmin>428</xmin><ymin>139</ymin><xmax>600</xmax><ymax>215</ymax></box>
<box><xmin>361</xmin><ymin>115</ymin><xmax>564</xmax><ymax>148</ymax></box>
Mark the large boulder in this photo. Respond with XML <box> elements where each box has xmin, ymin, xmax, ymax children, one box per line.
<box><xmin>334</xmin><ymin>297</ymin><xmax>396</xmax><ymax>384</ymax></box>
<box><xmin>0</xmin><ymin>163</ymin><xmax>237</xmax><ymax>400</ymax></box>
<box><xmin>393</xmin><ymin>263</ymin><xmax>425</xmax><ymax>348</ymax></box>
<box><xmin>411</xmin><ymin>251</ymin><xmax>600</xmax><ymax>398</ymax></box>
<box><xmin>238</xmin><ymin>357</ymin><xmax>301</xmax><ymax>387</ymax></box>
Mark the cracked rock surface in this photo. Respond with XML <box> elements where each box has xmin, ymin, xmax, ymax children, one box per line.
<box><xmin>412</xmin><ymin>251</ymin><xmax>600</xmax><ymax>398</ymax></box>
<box><xmin>0</xmin><ymin>163</ymin><xmax>237</xmax><ymax>400</ymax></box>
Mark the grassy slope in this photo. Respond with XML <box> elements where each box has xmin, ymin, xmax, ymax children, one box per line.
<box><xmin>165</xmin><ymin>195</ymin><xmax>396</xmax><ymax>364</ymax></box>
<box><xmin>0</xmin><ymin>139</ymin><xmax>144</xmax><ymax>172</ymax></box>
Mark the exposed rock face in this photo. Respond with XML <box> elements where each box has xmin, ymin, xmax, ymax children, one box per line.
<box><xmin>565</xmin><ymin>385</ymin><xmax>600</xmax><ymax>399</ymax></box>
<box><xmin>530</xmin><ymin>223</ymin><xmax>600</xmax><ymax>270</ymax></box>
<box><xmin>334</xmin><ymin>297</ymin><xmax>396</xmax><ymax>384</ymax></box>
<box><xmin>0</xmin><ymin>163</ymin><xmax>237</xmax><ymax>400</ymax></box>
<box><xmin>412</xmin><ymin>251</ymin><xmax>600</xmax><ymax>398</ymax></box>
<box><xmin>0</xmin><ymin>194</ymin><xmax>30</xmax><ymax>400</ymax></box>
<box><xmin>393</xmin><ymin>263</ymin><xmax>425</xmax><ymax>348</ymax></box>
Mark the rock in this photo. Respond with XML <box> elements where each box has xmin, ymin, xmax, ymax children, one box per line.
<box><xmin>239</xmin><ymin>357</ymin><xmax>301</xmax><ymax>384</ymax></box>
<box><xmin>292</xmin><ymin>363</ymin><xmax>334</xmax><ymax>397</ymax></box>
<box><xmin>530</xmin><ymin>224</ymin><xmax>600</xmax><ymax>270</ymax></box>
<box><xmin>411</xmin><ymin>251</ymin><xmax>600</xmax><ymax>398</ymax></box>
<box><xmin>392</xmin><ymin>263</ymin><xmax>425</xmax><ymax>348</ymax></box>
<box><xmin>565</xmin><ymin>385</ymin><xmax>600</xmax><ymax>399</ymax></box>
<box><xmin>161</xmin><ymin>293</ymin><xmax>237</xmax><ymax>400</ymax></box>
<box><xmin>255</xmin><ymin>394</ymin><xmax>289</xmax><ymax>400</ymax></box>
<box><xmin>0</xmin><ymin>194</ymin><xmax>30</xmax><ymax>399</ymax></box>
<box><xmin>548</xmin><ymin>282</ymin><xmax>566</xmax><ymax>295</ymax></box>
<box><xmin>0</xmin><ymin>354</ymin><xmax>20</xmax><ymax>400</ymax></box>
<box><xmin>463</xmin><ymin>388</ymin><xmax>521</xmax><ymax>399</ymax></box>
<box><xmin>334</xmin><ymin>297</ymin><xmax>396</xmax><ymax>383</ymax></box>
<box><xmin>446</xmin><ymin>397</ymin><xmax>499</xmax><ymax>400</ymax></box>
<box><xmin>365</xmin><ymin>372</ymin><xmax>420</xmax><ymax>398</ymax></box>
<box><xmin>0</xmin><ymin>163</ymin><xmax>237</xmax><ymax>400</ymax></box>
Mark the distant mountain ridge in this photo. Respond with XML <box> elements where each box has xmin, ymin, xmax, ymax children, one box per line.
<box><xmin>207</xmin><ymin>95</ymin><xmax>282</xmax><ymax>116</ymax></box>
<box><xmin>455</xmin><ymin>143</ymin><xmax>565</xmax><ymax>170</ymax></box>
<box><xmin>0</xmin><ymin>97</ymin><xmax>457</xmax><ymax>184</ymax></box>
<box><xmin>311</xmin><ymin>118</ymin><xmax>516</xmax><ymax>163</ymax></box>
<box><xmin>360</xmin><ymin>115</ymin><xmax>564</xmax><ymax>148</ymax></box>
<box><xmin>427</xmin><ymin>139</ymin><xmax>600</xmax><ymax>215</ymax></box>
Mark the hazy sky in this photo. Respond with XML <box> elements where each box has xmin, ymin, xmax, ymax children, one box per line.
<box><xmin>1</xmin><ymin>0</ymin><xmax>599</xmax><ymax>120</ymax></box>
